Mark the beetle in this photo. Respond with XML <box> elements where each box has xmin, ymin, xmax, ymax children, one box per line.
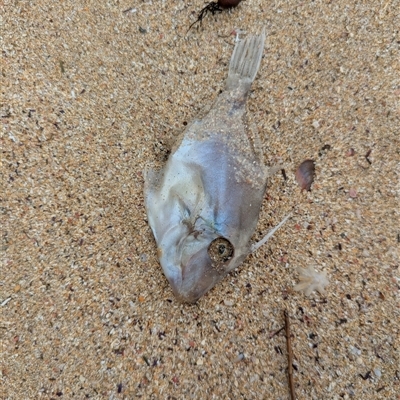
<box><xmin>188</xmin><ymin>0</ymin><xmax>244</xmax><ymax>32</ymax></box>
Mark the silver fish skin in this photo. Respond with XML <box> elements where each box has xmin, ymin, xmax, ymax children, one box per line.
<box><xmin>145</xmin><ymin>31</ymin><xmax>274</xmax><ymax>303</ymax></box>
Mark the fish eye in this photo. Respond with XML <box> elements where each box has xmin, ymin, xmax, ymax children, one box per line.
<box><xmin>208</xmin><ymin>237</ymin><xmax>234</xmax><ymax>271</ymax></box>
<box><xmin>218</xmin><ymin>244</ymin><xmax>226</xmax><ymax>255</ymax></box>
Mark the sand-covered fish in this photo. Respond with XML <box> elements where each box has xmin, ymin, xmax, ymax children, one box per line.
<box><xmin>145</xmin><ymin>30</ymin><xmax>289</xmax><ymax>303</ymax></box>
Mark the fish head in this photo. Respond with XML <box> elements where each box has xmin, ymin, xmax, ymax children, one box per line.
<box><xmin>144</xmin><ymin>139</ymin><xmax>265</xmax><ymax>303</ymax></box>
<box><xmin>157</xmin><ymin>221</ymin><xmax>246</xmax><ymax>303</ymax></box>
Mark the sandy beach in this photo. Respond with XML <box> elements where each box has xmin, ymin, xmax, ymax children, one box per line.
<box><xmin>2</xmin><ymin>1</ymin><xmax>399</xmax><ymax>398</ymax></box>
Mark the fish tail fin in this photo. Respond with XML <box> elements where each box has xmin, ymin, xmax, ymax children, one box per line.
<box><xmin>227</xmin><ymin>28</ymin><xmax>266</xmax><ymax>90</ymax></box>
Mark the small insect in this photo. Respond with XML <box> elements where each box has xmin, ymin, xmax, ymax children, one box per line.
<box><xmin>188</xmin><ymin>0</ymin><xmax>243</xmax><ymax>32</ymax></box>
<box><xmin>145</xmin><ymin>30</ymin><xmax>290</xmax><ymax>303</ymax></box>
<box><xmin>117</xmin><ymin>383</ymin><xmax>123</xmax><ymax>394</ymax></box>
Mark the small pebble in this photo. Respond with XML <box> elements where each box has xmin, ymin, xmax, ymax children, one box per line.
<box><xmin>235</xmin><ymin>353</ymin><xmax>245</xmax><ymax>362</ymax></box>
<box><xmin>349</xmin><ymin>188</ymin><xmax>357</xmax><ymax>198</ymax></box>
<box><xmin>374</xmin><ymin>368</ymin><xmax>382</xmax><ymax>378</ymax></box>
<box><xmin>350</xmin><ymin>345</ymin><xmax>361</xmax><ymax>355</ymax></box>
<box><xmin>295</xmin><ymin>160</ymin><xmax>315</xmax><ymax>191</ymax></box>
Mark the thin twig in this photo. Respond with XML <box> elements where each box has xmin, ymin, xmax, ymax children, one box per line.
<box><xmin>365</xmin><ymin>149</ymin><xmax>372</xmax><ymax>165</ymax></box>
<box><xmin>269</xmin><ymin>326</ymin><xmax>285</xmax><ymax>338</ymax></box>
<box><xmin>284</xmin><ymin>310</ymin><xmax>296</xmax><ymax>400</ymax></box>
<box><xmin>122</xmin><ymin>7</ymin><xmax>136</xmax><ymax>14</ymax></box>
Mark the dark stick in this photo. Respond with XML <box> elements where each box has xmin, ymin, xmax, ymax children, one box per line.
<box><xmin>284</xmin><ymin>310</ymin><xmax>296</xmax><ymax>400</ymax></box>
<box><xmin>365</xmin><ymin>149</ymin><xmax>372</xmax><ymax>165</ymax></box>
<box><xmin>269</xmin><ymin>325</ymin><xmax>285</xmax><ymax>338</ymax></box>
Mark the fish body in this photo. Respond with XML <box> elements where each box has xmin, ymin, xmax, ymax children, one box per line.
<box><xmin>145</xmin><ymin>31</ymin><xmax>275</xmax><ymax>303</ymax></box>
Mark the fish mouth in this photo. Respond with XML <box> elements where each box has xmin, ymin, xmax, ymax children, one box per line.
<box><xmin>172</xmin><ymin>251</ymin><xmax>221</xmax><ymax>303</ymax></box>
<box><xmin>166</xmin><ymin>237</ymin><xmax>236</xmax><ymax>303</ymax></box>
<box><xmin>157</xmin><ymin>222</ymin><xmax>240</xmax><ymax>302</ymax></box>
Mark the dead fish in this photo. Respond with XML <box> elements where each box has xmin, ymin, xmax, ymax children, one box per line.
<box><xmin>145</xmin><ymin>30</ymin><xmax>290</xmax><ymax>303</ymax></box>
